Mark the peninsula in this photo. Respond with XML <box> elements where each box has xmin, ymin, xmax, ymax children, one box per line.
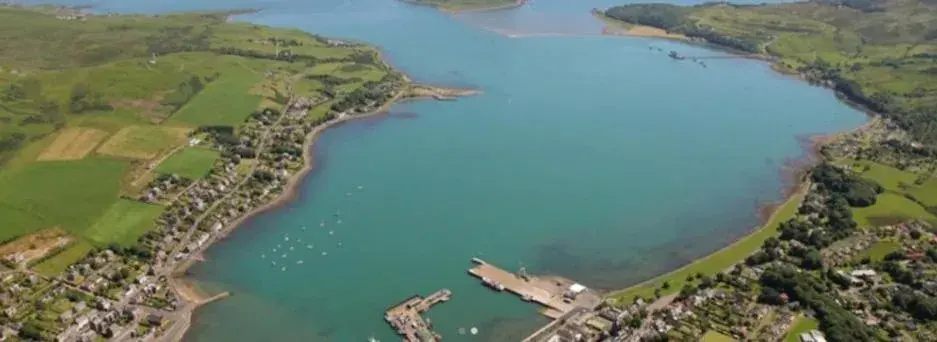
<box><xmin>0</xmin><ymin>5</ymin><xmax>472</xmax><ymax>341</ymax></box>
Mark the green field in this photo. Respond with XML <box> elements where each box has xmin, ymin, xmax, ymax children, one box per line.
<box><xmin>31</xmin><ymin>240</ymin><xmax>95</xmax><ymax>277</ymax></box>
<box><xmin>167</xmin><ymin>70</ymin><xmax>263</xmax><ymax>127</ymax></box>
<box><xmin>865</xmin><ymin>239</ymin><xmax>901</xmax><ymax>262</ymax></box>
<box><xmin>84</xmin><ymin>199</ymin><xmax>165</xmax><ymax>246</ymax></box>
<box><xmin>608</xmin><ymin>187</ymin><xmax>807</xmax><ymax>303</ymax></box>
<box><xmin>156</xmin><ymin>147</ymin><xmax>220</xmax><ymax>179</ymax></box>
<box><xmin>852</xmin><ymin>193</ymin><xmax>937</xmax><ymax>228</ymax></box>
<box><xmin>0</xmin><ymin>157</ymin><xmax>129</xmax><ymax>241</ymax></box>
<box><xmin>701</xmin><ymin>330</ymin><xmax>736</xmax><ymax>342</ymax></box>
<box><xmin>784</xmin><ymin>316</ymin><xmax>819</xmax><ymax>342</ymax></box>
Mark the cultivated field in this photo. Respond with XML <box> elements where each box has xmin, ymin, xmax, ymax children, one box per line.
<box><xmin>84</xmin><ymin>199</ymin><xmax>165</xmax><ymax>247</ymax></box>
<box><xmin>155</xmin><ymin>147</ymin><xmax>220</xmax><ymax>180</ymax></box>
<box><xmin>36</xmin><ymin>127</ymin><xmax>109</xmax><ymax>161</ymax></box>
<box><xmin>0</xmin><ymin>157</ymin><xmax>129</xmax><ymax>241</ymax></box>
<box><xmin>167</xmin><ymin>70</ymin><xmax>263</xmax><ymax>127</ymax></box>
<box><xmin>96</xmin><ymin>125</ymin><xmax>190</xmax><ymax>159</ymax></box>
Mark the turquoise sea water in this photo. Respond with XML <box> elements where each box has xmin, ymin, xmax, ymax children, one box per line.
<box><xmin>27</xmin><ymin>0</ymin><xmax>866</xmax><ymax>340</ymax></box>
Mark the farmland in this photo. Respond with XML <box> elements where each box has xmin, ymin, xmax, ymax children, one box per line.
<box><xmin>167</xmin><ymin>69</ymin><xmax>263</xmax><ymax>127</ymax></box>
<box><xmin>0</xmin><ymin>3</ymin><xmax>405</xmax><ymax>280</ymax></box>
<box><xmin>35</xmin><ymin>127</ymin><xmax>108</xmax><ymax>161</ymax></box>
<box><xmin>0</xmin><ymin>157</ymin><xmax>129</xmax><ymax>241</ymax></box>
<box><xmin>83</xmin><ymin>199</ymin><xmax>165</xmax><ymax>247</ymax></box>
<box><xmin>156</xmin><ymin>147</ymin><xmax>221</xmax><ymax>179</ymax></box>
<box><xmin>95</xmin><ymin>125</ymin><xmax>190</xmax><ymax>159</ymax></box>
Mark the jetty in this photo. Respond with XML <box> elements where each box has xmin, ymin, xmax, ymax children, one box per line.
<box><xmin>384</xmin><ymin>289</ymin><xmax>451</xmax><ymax>342</ymax></box>
<box><xmin>467</xmin><ymin>258</ymin><xmax>601</xmax><ymax>319</ymax></box>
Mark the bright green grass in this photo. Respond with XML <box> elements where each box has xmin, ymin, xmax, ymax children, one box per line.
<box><xmin>0</xmin><ymin>157</ymin><xmax>129</xmax><ymax>241</ymax></box>
<box><xmin>865</xmin><ymin>239</ymin><xmax>901</xmax><ymax>262</ymax></box>
<box><xmin>608</xmin><ymin>187</ymin><xmax>807</xmax><ymax>303</ymax></box>
<box><xmin>167</xmin><ymin>69</ymin><xmax>263</xmax><ymax>127</ymax></box>
<box><xmin>155</xmin><ymin>147</ymin><xmax>220</xmax><ymax>179</ymax></box>
<box><xmin>849</xmin><ymin>160</ymin><xmax>917</xmax><ymax>191</ymax></box>
<box><xmin>906</xmin><ymin>179</ymin><xmax>937</xmax><ymax>207</ymax></box>
<box><xmin>853</xmin><ymin>193</ymin><xmax>937</xmax><ymax>228</ymax></box>
<box><xmin>84</xmin><ymin>199</ymin><xmax>165</xmax><ymax>246</ymax></box>
<box><xmin>31</xmin><ymin>240</ymin><xmax>95</xmax><ymax>277</ymax></box>
<box><xmin>784</xmin><ymin>316</ymin><xmax>819</xmax><ymax>342</ymax></box>
<box><xmin>701</xmin><ymin>330</ymin><xmax>736</xmax><ymax>342</ymax></box>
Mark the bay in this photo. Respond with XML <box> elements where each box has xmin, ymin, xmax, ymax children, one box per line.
<box><xmin>23</xmin><ymin>0</ymin><xmax>867</xmax><ymax>340</ymax></box>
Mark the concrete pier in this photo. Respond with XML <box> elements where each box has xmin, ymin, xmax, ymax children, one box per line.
<box><xmin>384</xmin><ymin>289</ymin><xmax>451</xmax><ymax>342</ymax></box>
<box><xmin>467</xmin><ymin>258</ymin><xmax>601</xmax><ymax>318</ymax></box>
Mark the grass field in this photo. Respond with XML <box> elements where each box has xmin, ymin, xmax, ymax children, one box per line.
<box><xmin>608</xmin><ymin>186</ymin><xmax>807</xmax><ymax>303</ymax></box>
<box><xmin>865</xmin><ymin>239</ymin><xmax>901</xmax><ymax>262</ymax></box>
<box><xmin>0</xmin><ymin>157</ymin><xmax>129</xmax><ymax>241</ymax></box>
<box><xmin>783</xmin><ymin>315</ymin><xmax>819</xmax><ymax>342</ymax></box>
<box><xmin>852</xmin><ymin>193</ymin><xmax>937</xmax><ymax>228</ymax></box>
<box><xmin>36</xmin><ymin>127</ymin><xmax>109</xmax><ymax>161</ymax></box>
<box><xmin>31</xmin><ymin>240</ymin><xmax>95</xmax><ymax>277</ymax></box>
<box><xmin>701</xmin><ymin>330</ymin><xmax>736</xmax><ymax>342</ymax></box>
<box><xmin>96</xmin><ymin>125</ymin><xmax>190</xmax><ymax>159</ymax></box>
<box><xmin>167</xmin><ymin>70</ymin><xmax>263</xmax><ymax>127</ymax></box>
<box><xmin>84</xmin><ymin>199</ymin><xmax>165</xmax><ymax>246</ymax></box>
<box><xmin>155</xmin><ymin>147</ymin><xmax>220</xmax><ymax>179</ymax></box>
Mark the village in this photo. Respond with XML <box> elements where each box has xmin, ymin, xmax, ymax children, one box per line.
<box><xmin>0</xmin><ymin>60</ymin><xmax>410</xmax><ymax>341</ymax></box>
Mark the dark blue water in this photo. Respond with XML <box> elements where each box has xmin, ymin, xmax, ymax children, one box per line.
<box><xmin>24</xmin><ymin>0</ymin><xmax>866</xmax><ymax>340</ymax></box>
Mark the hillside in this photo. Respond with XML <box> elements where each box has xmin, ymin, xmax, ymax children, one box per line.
<box><xmin>604</xmin><ymin>0</ymin><xmax>937</xmax><ymax>146</ymax></box>
<box><xmin>0</xmin><ymin>4</ymin><xmax>402</xmax><ymax>274</ymax></box>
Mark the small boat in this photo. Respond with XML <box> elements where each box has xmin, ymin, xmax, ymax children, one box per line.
<box><xmin>261</xmin><ymin>254</ymin><xmax>266</xmax><ymax>259</ymax></box>
<box><xmin>368</xmin><ymin>335</ymin><xmax>379</xmax><ymax>342</ymax></box>
<box><xmin>307</xmin><ymin>244</ymin><xmax>314</xmax><ymax>249</ymax></box>
<box><xmin>357</xmin><ymin>185</ymin><xmax>364</xmax><ymax>190</ymax></box>
<box><xmin>289</xmin><ymin>246</ymin><xmax>294</xmax><ymax>251</ymax></box>
<box><xmin>281</xmin><ymin>266</ymin><xmax>287</xmax><ymax>271</ymax></box>
<box><xmin>470</xmin><ymin>327</ymin><xmax>478</xmax><ymax>335</ymax></box>
<box><xmin>322</xmin><ymin>252</ymin><xmax>328</xmax><ymax>256</ymax></box>
<box><xmin>329</xmin><ymin>230</ymin><xmax>335</xmax><ymax>235</ymax></box>
<box><xmin>337</xmin><ymin>219</ymin><xmax>343</xmax><ymax>224</ymax></box>
<box><xmin>297</xmin><ymin>260</ymin><xmax>304</xmax><ymax>265</ymax></box>
<box><xmin>668</xmin><ymin>51</ymin><xmax>685</xmax><ymax>60</ymax></box>
<box><xmin>320</xmin><ymin>221</ymin><xmax>326</xmax><ymax>227</ymax></box>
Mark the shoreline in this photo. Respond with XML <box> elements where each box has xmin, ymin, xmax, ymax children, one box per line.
<box><xmin>167</xmin><ymin>83</ymin><xmax>478</xmax><ymax>341</ymax></box>
<box><xmin>594</xmin><ymin>12</ymin><xmax>883</xmax><ymax>302</ymax></box>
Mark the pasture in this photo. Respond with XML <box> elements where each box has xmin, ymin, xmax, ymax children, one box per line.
<box><xmin>36</xmin><ymin>127</ymin><xmax>109</xmax><ymax>161</ymax></box>
<box><xmin>0</xmin><ymin>157</ymin><xmax>129</xmax><ymax>241</ymax></box>
<box><xmin>156</xmin><ymin>147</ymin><xmax>220</xmax><ymax>179</ymax></box>
<box><xmin>852</xmin><ymin>193</ymin><xmax>937</xmax><ymax>228</ymax></box>
<box><xmin>167</xmin><ymin>70</ymin><xmax>263</xmax><ymax>127</ymax></box>
<box><xmin>96</xmin><ymin>125</ymin><xmax>190</xmax><ymax>159</ymax></box>
<box><xmin>84</xmin><ymin>199</ymin><xmax>165</xmax><ymax>247</ymax></box>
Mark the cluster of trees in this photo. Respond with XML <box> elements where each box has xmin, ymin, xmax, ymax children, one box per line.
<box><xmin>892</xmin><ymin>287</ymin><xmax>937</xmax><ymax>321</ymax></box>
<box><xmin>759</xmin><ymin>266</ymin><xmax>880</xmax><ymax>341</ymax></box>
<box><xmin>162</xmin><ymin>75</ymin><xmax>207</xmax><ymax>111</ymax></box>
<box><xmin>69</xmin><ymin>83</ymin><xmax>112</xmax><ymax>113</ymax></box>
<box><xmin>195</xmin><ymin>125</ymin><xmax>240</xmax><ymax>147</ymax></box>
<box><xmin>330</xmin><ymin>81</ymin><xmax>395</xmax><ymax>113</ymax></box>
<box><xmin>604</xmin><ymin>4</ymin><xmax>689</xmax><ymax>30</ymax></box>
<box><xmin>811</xmin><ymin>163</ymin><xmax>883</xmax><ymax>207</ymax></box>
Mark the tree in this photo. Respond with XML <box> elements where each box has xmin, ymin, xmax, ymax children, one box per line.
<box><xmin>802</xmin><ymin>248</ymin><xmax>824</xmax><ymax>270</ymax></box>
